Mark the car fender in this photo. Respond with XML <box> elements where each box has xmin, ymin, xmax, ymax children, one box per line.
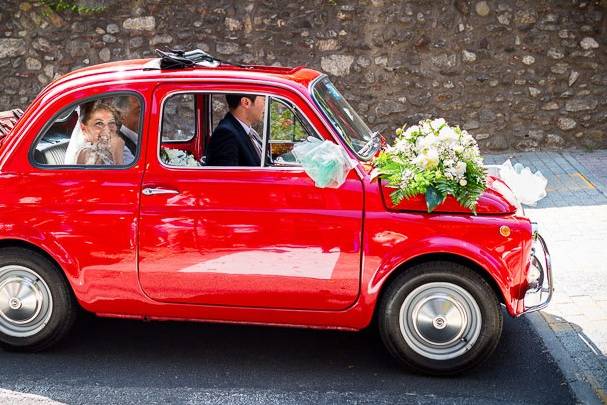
<box><xmin>0</xmin><ymin>224</ymin><xmax>80</xmax><ymax>283</ymax></box>
<box><xmin>368</xmin><ymin>235</ymin><xmax>516</xmax><ymax>311</ymax></box>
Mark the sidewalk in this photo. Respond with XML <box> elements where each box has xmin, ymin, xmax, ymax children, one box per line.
<box><xmin>485</xmin><ymin>150</ymin><xmax>607</xmax><ymax>404</ymax></box>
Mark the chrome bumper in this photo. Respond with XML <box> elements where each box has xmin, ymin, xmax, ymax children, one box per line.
<box><xmin>522</xmin><ymin>224</ymin><xmax>553</xmax><ymax>314</ymax></box>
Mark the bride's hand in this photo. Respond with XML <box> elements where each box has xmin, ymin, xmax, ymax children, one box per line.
<box><xmin>110</xmin><ymin>132</ymin><xmax>125</xmax><ymax>165</ymax></box>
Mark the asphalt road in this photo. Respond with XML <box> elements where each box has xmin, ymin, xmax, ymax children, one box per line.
<box><xmin>0</xmin><ymin>311</ymin><xmax>574</xmax><ymax>405</ymax></box>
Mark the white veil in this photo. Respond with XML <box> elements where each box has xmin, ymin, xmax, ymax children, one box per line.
<box><xmin>63</xmin><ymin>106</ymin><xmax>86</xmax><ymax>164</ymax></box>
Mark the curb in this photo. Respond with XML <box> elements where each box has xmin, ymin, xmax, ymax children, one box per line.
<box><xmin>526</xmin><ymin>311</ymin><xmax>605</xmax><ymax>404</ymax></box>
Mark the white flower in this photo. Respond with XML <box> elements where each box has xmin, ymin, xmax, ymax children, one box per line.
<box><xmin>420</xmin><ymin>121</ymin><xmax>433</xmax><ymax>134</ymax></box>
<box><xmin>438</xmin><ymin>126</ymin><xmax>458</xmax><ymax>144</ymax></box>
<box><xmin>413</xmin><ymin>148</ymin><xmax>439</xmax><ymax>170</ymax></box>
<box><xmin>416</xmin><ymin>133</ymin><xmax>439</xmax><ymax>151</ymax></box>
<box><xmin>404</xmin><ymin>125</ymin><xmax>420</xmax><ymax>139</ymax></box>
<box><xmin>460</xmin><ymin>179</ymin><xmax>468</xmax><ymax>186</ymax></box>
<box><xmin>431</xmin><ymin>118</ymin><xmax>446</xmax><ymax>130</ymax></box>
<box><xmin>400</xmin><ymin>169</ymin><xmax>413</xmax><ymax>187</ymax></box>
<box><xmin>455</xmin><ymin>161</ymin><xmax>467</xmax><ymax>176</ymax></box>
<box><xmin>426</xmin><ymin>148</ymin><xmax>439</xmax><ymax>167</ymax></box>
<box><xmin>461</xmin><ymin>130</ymin><xmax>475</xmax><ymax>145</ymax></box>
<box><xmin>394</xmin><ymin>139</ymin><xmax>410</xmax><ymax>153</ymax></box>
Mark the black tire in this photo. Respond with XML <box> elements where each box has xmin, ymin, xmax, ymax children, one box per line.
<box><xmin>378</xmin><ymin>261</ymin><xmax>503</xmax><ymax>375</ymax></box>
<box><xmin>0</xmin><ymin>247</ymin><xmax>77</xmax><ymax>352</ymax></box>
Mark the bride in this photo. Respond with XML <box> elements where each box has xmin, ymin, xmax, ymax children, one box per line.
<box><xmin>71</xmin><ymin>101</ymin><xmax>125</xmax><ymax>165</ymax></box>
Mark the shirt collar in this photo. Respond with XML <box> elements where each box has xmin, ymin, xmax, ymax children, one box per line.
<box><xmin>234</xmin><ymin>116</ymin><xmax>252</xmax><ymax>135</ymax></box>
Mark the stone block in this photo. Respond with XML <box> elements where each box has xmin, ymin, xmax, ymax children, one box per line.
<box><xmin>123</xmin><ymin>16</ymin><xmax>156</xmax><ymax>31</ymax></box>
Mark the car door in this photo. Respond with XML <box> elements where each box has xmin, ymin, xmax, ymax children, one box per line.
<box><xmin>137</xmin><ymin>83</ymin><xmax>364</xmax><ymax>311</ymax></box>
<box><xmin>20</xmin><ymin>88</ymin><xmax>147</xmax><ymax>303</ymax></box>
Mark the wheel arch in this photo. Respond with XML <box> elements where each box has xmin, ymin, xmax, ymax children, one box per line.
<box><xmin>373</xmin><ymin>253</ymin><xmax>506</xmax><ymax>324</ymax></box>
<box><xmin>0</xmin><ymin>238</ymin><xmax>76</xmax><ymax>296</ymax></box>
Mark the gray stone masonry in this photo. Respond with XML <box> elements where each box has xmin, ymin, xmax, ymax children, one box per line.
<box><xmin>1</xmin><ymin>0</ymin><xmax>606</xmax><ymax>151</ymax></box>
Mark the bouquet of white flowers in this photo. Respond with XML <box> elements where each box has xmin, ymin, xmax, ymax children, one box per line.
<box><xmin>373</xmin><ymin>118</ymin><xmax>487</xmax><ymax>213</ymax></box>
<box><xmin>160</xmin><ymin>147</ymin><xmax>201</xmax><ymax>167</ymax></box>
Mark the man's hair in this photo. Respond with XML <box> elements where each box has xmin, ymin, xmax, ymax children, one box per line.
<box><xmin>225</xmin><ymin>94</ymin><xmax>257</xmax><ymax>110</ymax></box>
<box><xmin>113</xmin><ymin>95</ymin><xmax>138</xmax><ymax>112</ymax></box>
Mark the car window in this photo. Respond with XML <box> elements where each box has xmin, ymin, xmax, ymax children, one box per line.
<box><xmin>267</xmin><ymin>98</ymin><xmax>320</xmax><ymax>167</ymax></box>
<box><xmin>161</xmin><ymin>92</ymin><xmax>269</xmax><ymax>168</ymax></box>
<box><xmin>158</xmin><ymin>92</ymin><xmax>320</xmax><ymax>169</ymax></box>
<box><xmin>32</xmin><ymin>94</ymin><xmax>142</xmax><ymax>167</ymax></box>
<box><xmin>161</xmin><ymin>94</ymin><xmax>196</xmax><ymax>142</ymax></box>
<box><xmin>160</xmin><ymin>92</ymin><xmax>204</xmax><ymax>167</ymax></box>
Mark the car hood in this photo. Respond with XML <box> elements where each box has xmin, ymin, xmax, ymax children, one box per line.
<box><xmin>380</xmin><ymin>176</ymin><xmax>519</xmax><ymax>215</ymax></box>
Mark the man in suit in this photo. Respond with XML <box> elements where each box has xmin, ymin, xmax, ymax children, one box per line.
<box><xmin>206</xmin><ymin>93</ymin><xmax>265</xmax><ymax>166</ymax></box>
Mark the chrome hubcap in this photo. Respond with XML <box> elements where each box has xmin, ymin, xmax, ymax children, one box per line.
<box><xmin>0</xmin><ymin>265</ymin><xmax>53</xmax><ymax>337</ymax></box>
<box><xmin>399</xmin><ymin>282</ymin><xmax>482</xmax><ymax>360</ymax></box>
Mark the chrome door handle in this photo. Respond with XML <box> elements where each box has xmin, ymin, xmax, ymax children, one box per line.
<box><xmin>142</xmin><ymin>187</ymin><xmax>179</xmax><ymax>196</ymax></box>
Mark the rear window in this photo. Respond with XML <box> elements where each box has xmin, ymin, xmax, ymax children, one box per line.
<box><xmin>31</xmin><ymin>94</ymin><xmax>142</xmax><ymax>167</ymax></box>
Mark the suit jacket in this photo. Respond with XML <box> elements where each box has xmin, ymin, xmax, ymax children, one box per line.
<box><xmin>206</xmin><ymin>112</ymin><xmax>261</xmax><ymax>166</ymax></box>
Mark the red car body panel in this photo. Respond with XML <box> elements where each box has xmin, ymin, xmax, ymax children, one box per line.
<box><xmin>0</xmin><ymin>60</ymin><xmax>533</xmax><ymax>332</ymax></box>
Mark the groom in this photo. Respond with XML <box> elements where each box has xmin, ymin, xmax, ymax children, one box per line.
<box><xmin>206</xmin><ymin>93</ymin><xmax>265</xmax><ymax>166</ymax></box>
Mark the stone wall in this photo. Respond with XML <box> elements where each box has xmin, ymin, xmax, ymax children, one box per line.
<box><xmin>1</xmin><ymin>0</ymin><xmax>606</xmax><ymax>151</ymax></box>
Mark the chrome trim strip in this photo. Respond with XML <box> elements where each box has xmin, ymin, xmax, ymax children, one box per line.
<box><xmin>260</xmin><ymin>95</ymin><xmax>270</xmax><ymax>168</ymax></box>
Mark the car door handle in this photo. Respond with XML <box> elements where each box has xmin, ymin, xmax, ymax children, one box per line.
<box><xmin>142</xmin><ymin>187</ymin><xmax>179</xmax><ymax>196</ymax></box>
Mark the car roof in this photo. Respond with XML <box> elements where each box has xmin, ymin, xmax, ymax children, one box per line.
<box><xmin>42</xmin><ymin>58</ymin><xmax>324</xmax><ymax>97</ymax></box>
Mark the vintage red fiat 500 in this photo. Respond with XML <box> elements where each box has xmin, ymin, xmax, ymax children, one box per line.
<box><xmin>0</xmin><ymin>51</ymin><xmax>551</xmax><ymax>375</ymax></box>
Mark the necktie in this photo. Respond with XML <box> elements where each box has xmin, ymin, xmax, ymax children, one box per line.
<box><xmin>249</xmin><ymin>128</ymin><xmax>263</xmax><ymax>158</ymax></box>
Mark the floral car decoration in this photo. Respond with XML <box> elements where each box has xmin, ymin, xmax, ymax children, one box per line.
<box><xmin>160</xmin><ymin>147</ymin><xmax>201</xmax><ymax>167</ymax></box>
<box><xmin>0</xmin><ymin>49</ymin><xmax>553</xmax><ymax>376</ymax></box>
<box><xmin>373</xmin><ymin>118</ymin><xmax>487</xmax><ymax>213</ymax></box>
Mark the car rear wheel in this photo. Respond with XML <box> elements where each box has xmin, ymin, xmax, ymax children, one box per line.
<box><xmin>378</xmin><ymin>261</ymin><xmax>503</xmax><ymax>375</ymax></box>
<box><xmin>0</xmin><ymin>248</ymin><xmax>76</xmax><ymax>351</ymax></box>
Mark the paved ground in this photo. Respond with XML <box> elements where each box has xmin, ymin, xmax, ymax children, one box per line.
<box><xmin>0</xmin><ymin>314</ymin><xmax>573</xmax><ymax>405</ymax></box>
<box><xmin>1</xmin><ymin>150</ymin><xmax>604</xmax><ymax>404</ymax></box>
<box><xmin>485</xmin><ymin>150</ymin><xmax>607</xmax><ymax>404</ymax></box>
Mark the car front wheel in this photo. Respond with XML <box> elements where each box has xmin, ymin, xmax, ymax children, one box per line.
<box><xmin>378</xmin><ymin>261</ymin><xmax>503</xmax><ymax>375</ymax></box>
<box><xmin>0</xmin><ymin>247</ymin><xmax>76</xmax><ymax>351</ymax></box>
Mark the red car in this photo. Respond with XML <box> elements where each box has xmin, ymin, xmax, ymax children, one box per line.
<box><xmin>0</xmin><ymin>50</ymin><xmax>551</xmax><ymax>375</ymax></box>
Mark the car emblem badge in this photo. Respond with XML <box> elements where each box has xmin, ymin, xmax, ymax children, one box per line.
<box><xmin>433</xmin><ymin>316</ymin><xmax>447</xmax><ymax>330</ymax></box>
<box><xmin>9</xmin><ymin>297</ymin><xmax>21</xmax><ymax>310</ymax></box>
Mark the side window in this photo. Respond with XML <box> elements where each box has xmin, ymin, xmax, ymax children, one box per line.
<box><xmin>32</xmin><ymin>94</ymin><xmax>142</xmax><ymax>167</ymax></box>
<box><xmin>268</xmin><ymin>98</ymin><xmax>320</xmax><ymax>166</ymax></box>
<box><xmin>157</xmin><ymin>92</ymin><xmax>321</xmax><ymax>169</ymax></box>
<box><xmin>162</xmin><ymin>92</ymin><xmax>269</xmax><ymax>168</ymax></box>
<box><xmin>161</xmin><ymin>94</ymin><xmax>196</xmax><ymax>142</ymax></box>
<box><xmin>160</xmin><ymin>93</ymin><xmax>202</xmax><ymax>167</ymax></box>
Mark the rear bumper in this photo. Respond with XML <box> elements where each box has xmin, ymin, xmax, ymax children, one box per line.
<box><xmin>521</xmin><ymin>225</ymin><xmax>553</xmax><ymax>314</ymax></box>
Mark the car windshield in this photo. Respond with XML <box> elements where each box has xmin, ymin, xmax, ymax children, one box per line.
<box><xmin>311</xmin><ymin>77</ymin><xmax>378</xmax><ymax>160</ymax></box>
